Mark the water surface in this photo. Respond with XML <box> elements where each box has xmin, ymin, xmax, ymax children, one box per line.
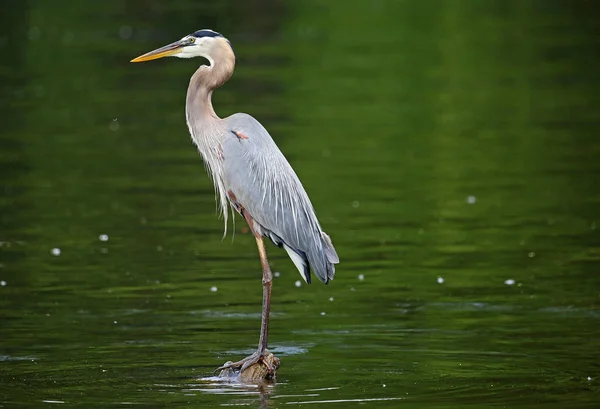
<box><xmin>1</xmin><ymin>1</ymin><xmax>599</xmax><ymax>407</ymax></box>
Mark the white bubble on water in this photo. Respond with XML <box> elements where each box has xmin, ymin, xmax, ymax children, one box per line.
<box><xmin>51</xmin><ymin>248</ymin><xmax>61</xmax><ymax>256</ymax></box>
<box><xmin>437</xmin><ymin>276</ymin><xmax>444</xmax><ymax>284</ymax></box>
<box><xmin>528</xmin><ymin>252</ymin><xmax>536</xmax><ymax>258</ymax></box>
<box><xmin>352</xmin><ymin>200</ymin><xmax>360</xmax><ymax>208</ymax></box>
<box><xmin>295</xmin><ymin>280</ymin><xmax>302</xmax><ymax>288</ymax></box>
<box><xmin>274</xmin><ymin>271</ymin><xmax>280</xmax><ymax>278</ymax></box>
<box><xmin>320</xmin><ymin>312</ymin><xmax>326</xmax><ymax>316</ymax></box>
<box><xmin>504</xmin><ymin>279</ymin><xmax>515</xmax><ymax>286</ymax></box>
<box><xmin>99</xmin><ymin>234</ymin><xmax>109</xmax><ymax>242</ymax></box>
<box><xmin>109</xmin><ymin>119</ymin><xmax>120</xmax><ymax>131</ymax></box>
<box><xmin>0</xmin><ymin>280</ymin><xmax>6</xmax><ymax>286</ymax></box>
<box><xmin>329</xmin><ymin>297</ymin><xmax>334</xmax><ymax>301</ymax></box>
<box><xmin>357</xmin><ymin>274</ymin><xmax>364</xmax><ymax>281</ymax></box>
<box><xmin>467</xmin><ymin>195</ymin><xmax>477</xmax><ymax>204</ymax></box>
<box><xmin>210</xmin><ymin>286</ymin><xmax>218</xmax><ymax>293</ymax></box>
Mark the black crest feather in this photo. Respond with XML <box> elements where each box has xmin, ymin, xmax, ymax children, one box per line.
<box><xmin>192</xmin><ymin>29</ymin><xmax>223</xmax><ymax>38</ymax></box>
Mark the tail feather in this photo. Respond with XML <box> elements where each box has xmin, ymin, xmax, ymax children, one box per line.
<box><xmin>283</xmin><ymin>244</ymin><xmax>311</xmax><ymax>284</ymax></box>
<box><xmin>265</xmin><ymin>228</ymin><xmax>338</xmax><ymax>285</ymax></box>
<box><xmin>303</xmin><ymin>230</ymin><xmax>339</xmax><ymax>285</ymax></box>
<box><xmin>321</xmin><ymin>232</ymin><xmax>339</xmax><ymax>264</ymax></box>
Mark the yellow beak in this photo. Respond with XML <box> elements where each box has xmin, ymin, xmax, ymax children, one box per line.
<box><xmin>130</xmin><ymin>40</ymin><xmax>184</xmax><ymax>63</ymax></box>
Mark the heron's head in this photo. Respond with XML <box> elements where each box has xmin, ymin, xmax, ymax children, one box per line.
<box><xmin>130</xmin><ymin>29</ymin><xmax>233</xmax><ymax>66</ymax></box>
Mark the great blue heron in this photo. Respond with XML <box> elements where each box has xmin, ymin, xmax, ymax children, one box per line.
<box><xmin>131</xmin><ymin>29</ymin><xmax>339</xmax><ymax>377</ymax></box>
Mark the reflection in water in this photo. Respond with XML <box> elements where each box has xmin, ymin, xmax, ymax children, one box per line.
<box><xmin>1</xmin><ymin>0</ymin><xmax>599</xmax><ymax>407</ymax></box>
<box><xmin>284</xmin><ymin>397</ymin><xmax>404</xmax><ymax>405</ymax></box>
<box><xmin>185</xmin><ymin>378</ymin><xmax>403</xmax><ymax>407</ymax></box>
<box><xmin>177</xmin><ymin>378</ymin><xmax>276</xmax><ymax>408</ymax></box>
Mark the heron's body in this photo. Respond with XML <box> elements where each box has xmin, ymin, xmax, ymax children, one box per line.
<box><xmin>132</xmin><ymin>29</ymin><xmax>338</xmax><ymax>378</ymax></box>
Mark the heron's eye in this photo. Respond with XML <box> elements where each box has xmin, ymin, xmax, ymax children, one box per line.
<box><xmin>189</xmin><ymin>37</ymin><xmax>195</xmax><ymax>44</ymax></box>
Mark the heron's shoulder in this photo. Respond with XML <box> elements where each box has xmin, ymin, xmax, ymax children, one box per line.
<box><xmin>225</xmin><ymin>113</ymin><xmax>270</xmax><ymax>134</ymax></box>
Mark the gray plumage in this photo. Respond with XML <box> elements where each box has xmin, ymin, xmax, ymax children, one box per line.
<box><xmin>222</xmin><ymin>113</ymin><xmax>338</xmax><ymax>283</ymax></box>
<box><xmin>133</xmin><ymin>29</ymin><xmax>338</xmax><ymax>284</ymax></box>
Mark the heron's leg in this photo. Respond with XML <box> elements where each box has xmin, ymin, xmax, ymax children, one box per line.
<box><xmin>241</xmin><ymin>209</ymin><xmax>273</xmax><ymax>352</ymax></box>
<box><xmin>255</xmin><ymin>235</ymin><xmax>272</xmax><ymax>353</ymax></box>
<box><xmin>214</xmin><ymin>218</ymin><xmax>279</xmax><ymax>377</ymax></box>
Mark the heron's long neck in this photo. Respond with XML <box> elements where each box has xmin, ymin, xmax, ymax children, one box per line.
<box><xmin>186</xmin><ymin>46</ymin><xmax>235</xmax><ymax>122</ymax></box>
<box><xmin>187</xmin><ymin>80</ymin><xmax>218</xmax><ymax>122</ymax></box>
<box><xmin>185</xmin><ymin>52</ymin><xmax>235</xmax><ymax>238</ymax></box>
<box><xmin>185</xmin><ymin>53</ymin><xmax>235</xmax><ymax>152</ymax></box>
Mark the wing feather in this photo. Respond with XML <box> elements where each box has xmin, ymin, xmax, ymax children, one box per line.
<box><xmin>221</xmin><ymin>113</ymin><xmax>338</xmax><ymax>283</ymax></box>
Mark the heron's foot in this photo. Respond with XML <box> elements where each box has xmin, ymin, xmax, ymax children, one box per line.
<box><xmin>215</xmin><ymin>349</ymin><xmax>280</xmax><ymax>382</ymax></box>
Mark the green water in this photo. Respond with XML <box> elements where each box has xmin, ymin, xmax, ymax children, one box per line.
<box><xmin>1</xmin><ymin>0</ymin><xmax>599</xmax><ymax>407</ymax></box>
